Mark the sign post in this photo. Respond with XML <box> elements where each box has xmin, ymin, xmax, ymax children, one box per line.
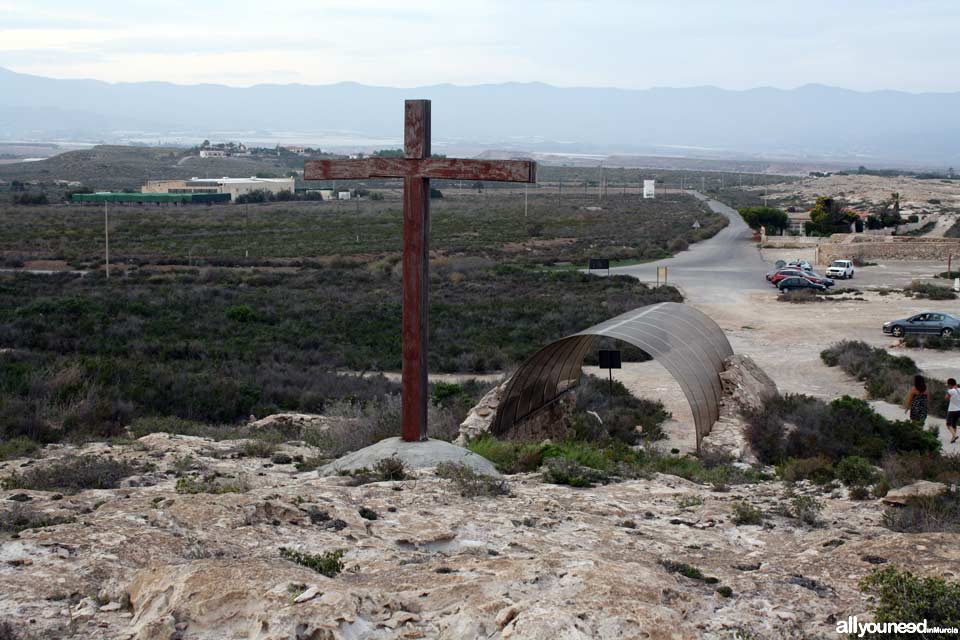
<box><xmin>588</xmin><ymin>258</ymin><xmax>610</xmax><ymax>276</ymax></box>
<box><xmin>598</xmin><ymin>349</ymin><xmax>622</xmax><ymax>394</ymax></box>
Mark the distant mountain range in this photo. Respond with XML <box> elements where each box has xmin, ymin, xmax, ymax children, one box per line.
<box><xmin>1</xmin><ymin>67</ymin><xmax>958</xmax><ymax>167</ymax></box>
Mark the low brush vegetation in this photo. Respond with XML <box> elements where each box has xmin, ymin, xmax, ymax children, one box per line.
<box><xmin>468</xmin><ymin>435</ymin><xmax>764</xmax><ymax>488</ymax></box>
<box><xmin>1</xmin><ymin>455</ymin><xmax>143</xmax><ymax>494</ymax></box>
<box><xmin>278</xmin><ymin>547</ymin><xmax>344</xmax><ymax>578</ymax></box>
<box><xmin>0</xmin><ymin>503</ymin><xmax>75</xmax><ymax>534</ymax></box>
<box><xmin>175</xmin><ymin>474</ymin><xmax>249</xmax><ymax>495</ymax></box>
<box><xmin>820</xmin><ymin>341</ymin><xmax>950</xmax><ymax>417</ymax></box>
<box><xmin>435</xmin><ymin>461</ymin><xmax>510</xmax><ymax>497</ymax></box>
<box><xmin>731</xmin><ymin>502</ymin><xmax>764</xmax><ymax>526</ymax></box>
<box><xmin>905</xmin><ymin>282</ymin><xmax>957</xmax><ymax>300</ymax></box>
<box><xmin>903</xmin><ymin>334</ymin><xmax>960</xmax><ymax>351</ymax></box>
<box><xmin>857</xmin><ymin>566</ymin><xmax>960</xmax><ymax>636</ymax></box>
<box><xmin>0</xmin><ymin>268</ymin><xmax>678</xmax><ymax>449</ymax></box>
<box><xmin>882</xmin><ymin>488</ymin><xmax>960</xmax><ymax>534</ymax></box>
<box><xmin>748</xmin><ymin>391</ymin><xmax>946</xmax><ymax>496</ymax></box>
<box><xmin>748</xmin><ymin>393</ymin><xmax>940</xmax><ymax>464</ymax></box>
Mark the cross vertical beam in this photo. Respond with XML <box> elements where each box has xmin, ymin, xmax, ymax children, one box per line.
<box><xmin>402</xmin><ymin>100</ymin><xmax>430</xmax><ymax>441</ymax></box>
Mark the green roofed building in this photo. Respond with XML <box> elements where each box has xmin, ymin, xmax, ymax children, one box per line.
<box><xmin>72</xmin><ymin>192</ymin><xmax>231</xmax><ymax>204</ymax></box>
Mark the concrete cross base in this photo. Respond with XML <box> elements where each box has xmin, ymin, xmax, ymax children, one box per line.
<box><xmin>317</xmin><ymin>437</ymin><xmax>500</xmax><ymax>477</ymax></box>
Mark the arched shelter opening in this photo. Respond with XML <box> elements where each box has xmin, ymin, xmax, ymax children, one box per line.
<box><xmin>490</xmin><ymin>302</ymin><xmax>733</xmax><ymax>451</ymax></box>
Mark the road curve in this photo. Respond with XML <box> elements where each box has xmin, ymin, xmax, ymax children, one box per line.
<box><xmin>612</xmin><ymin>191</ymin><xmax>769</xmax><ymax>304</ymax></box>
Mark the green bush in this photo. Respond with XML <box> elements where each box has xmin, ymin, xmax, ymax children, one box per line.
<box><xmin>0</xmin><ymin>436</ymin><xmax>40</xmax><ymax>461</ymax></box>
<box><xmin>542</xmin><ymin>458</ymin><xmax>610</xmax><ymax>488</ymax></box>
<box><xmin>748</xmin><ymin>391</ymin><xmax>940</xmax><ymax>466</ymax></box>
<box><xmin>279</xmin><ymin>548</ymin><xmax>344</xmax><ymax>578</ymax></box>
<box><xmin>857</xmin><ymin>566</ymin><xmax>960</xmax><ymax>636</ymax></box>
<box><xmin>836</xmin><ymin>456</ymin><xmax>879</xmax><ymax>487</ymax></box>
<box><xmin>467</xmin><ymin>435</ymin><xmax>763</xmax><ymax>488</ymax></box>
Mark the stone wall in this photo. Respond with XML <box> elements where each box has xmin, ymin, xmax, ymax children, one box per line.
<box><xmin>817</xmin><ymin>236</ymin><xmax>960</xmax><ymax>265</ymax></box>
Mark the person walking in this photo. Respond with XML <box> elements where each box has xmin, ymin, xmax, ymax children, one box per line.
<box><xmin>905</xmin><ymin>374</ymin><xmax>929</xmax><ymax>425</ymax></box>
<box><xmin>946</xmin><ymin>378</ymin><xmax>960</xmax><ymax>444</ymax></box>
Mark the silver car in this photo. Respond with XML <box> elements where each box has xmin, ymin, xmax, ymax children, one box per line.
<box><xmin>882</xmin><ymin>312</ymin><xmax>960</xmax><ymax>337</ymax></box>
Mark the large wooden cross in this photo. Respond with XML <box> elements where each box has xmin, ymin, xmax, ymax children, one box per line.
<box><xmin>305</xmin><ymin>100</ymin><xmax>537</xmax><ymax>442</ymax></box>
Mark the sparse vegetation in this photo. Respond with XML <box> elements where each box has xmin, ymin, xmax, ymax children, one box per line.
<box><xmin>0</xmin><ymin>436</ymin><xmax>40</xmax><ymax>461</ymax></box>
<box><xmin>278</xmin><ymin>547</ymin><xmax>344</xmax><ymax>578</ymax></box>
<box><xmin>821</xmin><ymin>341</ymin><xmax>950</xmax><ymax>418</ymax></box>
<box><xmin>905</xmin><ymin>282</ymin><xmax>957</xmax><ymax>300</ymax></box>
<box><xmin>0</xmin><ymin>503</ymin><xmax>75</xmax><ymax>533</ymax></box>
<box><xmin>469</xmin><ymin>435</ymin><xmax>764</xmax><ymax>488</ymax></box>
<box><xmin>1</xmin><ymin>455</ymin><xmax>142</xmax><ymax>494</ymax></box>
<box><xmin>542</xmin><ymin>457</ymin><xmax>611</xmax><ymax>488</ymax></box>
<box><xmin>435</xmin><ymin>462</ymin><xmax>510</xmax><ymax>497</ymax></box>
<box><xmin>731</xmin><ymin>502</ymin><xmax>764</xmax><ymax>526</ymax></box>
<box><xmin>882</xmin><ymin>488</ymin><xmax>960</xmax><ymax>534</ymax></box>
<box><xmin>857</xmin><ymin>566</ymin><xmax>960</xmax><ymax>637</ymax></box>
<box><xmin>175</xmin><ymin>474</ymin><xmax>249</xmax><ymax>495</ymax></box>
<box><xmin>789</xmin><ymin>495</ymin><xmax>823</xmax><ymax>526</ymax></box>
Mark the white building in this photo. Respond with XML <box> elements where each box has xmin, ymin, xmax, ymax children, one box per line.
<box><xmin>143</xmin><ymin>177</ymin><xmax>295</xmax><ymax>201</ymax></box>
<box><xmin>199</xmin><ymin>149</ymin><xmax>227</xmax><ymax>158</ymax></box>
<box><xmin>643</xmin><ymin>180</ymin><xmax>656</xmax><ymax>199</ymax></box>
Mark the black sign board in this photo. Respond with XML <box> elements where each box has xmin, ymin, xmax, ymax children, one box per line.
<box><xmin>598</xmin><ymin>349</ymin><xmax>622</xmax><ymax>369</ymax></box>
<box><xmin>588</xmin><ymin>258</ymin><xmax>610</xmax><ymax>273</ymax></box>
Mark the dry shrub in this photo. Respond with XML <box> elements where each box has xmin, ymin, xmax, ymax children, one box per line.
<box><xmin>2</xmin><ymin>455</ymin><xmax>142</xmax><ymax>494</ymax></box>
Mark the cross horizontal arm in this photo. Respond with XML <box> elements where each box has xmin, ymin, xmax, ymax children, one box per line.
<box><xmin>304</xmin><ymin>157</ymin><xmax>537</xmax><ymax>183</ymax></box>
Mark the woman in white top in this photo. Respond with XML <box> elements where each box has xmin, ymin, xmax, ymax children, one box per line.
<box><xmin>946</xmin><ymin>377</ymin><xmax>960</xmax><ymax>444</ymax></box>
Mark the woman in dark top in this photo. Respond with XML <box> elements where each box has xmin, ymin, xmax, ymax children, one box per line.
<box><xmin>905</xmin><ymin>374</ymin><xmax>929</xmax><ymax>424</ymax></box>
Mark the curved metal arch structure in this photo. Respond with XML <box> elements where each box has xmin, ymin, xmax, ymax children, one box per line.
<box><xmin>490</xmin><ymin>302</ymin><xmax>733</xmax><ymax>449</ymax></box>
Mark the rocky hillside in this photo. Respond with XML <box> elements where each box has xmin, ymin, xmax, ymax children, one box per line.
<box><xmin>0</xmin><ymin>432</ymin><xmax>954</xmax><ymax>639</ymax></box>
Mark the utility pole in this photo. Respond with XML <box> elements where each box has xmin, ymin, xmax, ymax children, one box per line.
<box><xmin>104</xmin><ymin>201</ymin><xmax>110</xmax><ymax>279</ymax></box>
<box><xmin>598</xmin><ymin>163</ymin><xmax>603</xmax><ymax>203</ymax></box>
<box><xmin>558</xmin><ymin>174</ymin><xmax>562</xmax><ymax>208</ymax></box>
<box><xmin>524</xmin><ymin>182</ymin><xmax>528</xmax><ymax>218</ymax></box>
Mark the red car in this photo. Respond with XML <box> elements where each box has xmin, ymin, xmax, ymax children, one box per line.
<box><xmin>769</xmin><ymin>269</ymin><xmax>834</xmax><ymax>287</ymax></box>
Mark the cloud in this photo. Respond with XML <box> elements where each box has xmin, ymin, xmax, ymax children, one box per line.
<box><xmin>1</xmin><ymin>0</ymin><xmax>958</xmax><ymax>91</ymax></box>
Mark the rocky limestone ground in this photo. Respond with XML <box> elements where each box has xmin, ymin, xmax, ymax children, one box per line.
<box><xmin>1</xmin><ymin>433</ymin><xmax>957</xmax><ymax>639</ymax></box>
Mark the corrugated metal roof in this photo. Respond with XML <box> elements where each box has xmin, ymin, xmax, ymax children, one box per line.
<box><xmin>490</xmin><ymin>302</ymin><xmax>733</xmax><ymax>451</ymax></box>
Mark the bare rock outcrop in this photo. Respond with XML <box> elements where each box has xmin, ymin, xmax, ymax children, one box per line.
<box><xmin>0</xmin><ymin>435</ymin><xmax>956</xmax><ymax>639</ymax></box>
<box><xmin>880</xmin><ymin>480</ymin><xmax>948</xmax><ymax>505</ymax></box>
<box><xmin>454</xmin><ymin>380</ymin><xmax>573</xmax><ymax>446</ymax></box>
<box><xmin>719</xmin><ymin>353</ymin><xmax>778</xmax><ymax>418</ymax></box>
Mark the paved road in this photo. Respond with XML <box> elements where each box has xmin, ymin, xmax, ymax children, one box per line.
<box><xmin>612</xmin><ymin>191</ymin><xmax>769</xmax><ymax>303</ymax></box>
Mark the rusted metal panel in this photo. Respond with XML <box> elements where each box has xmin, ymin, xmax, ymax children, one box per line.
<box><xmin>491</xmin><ymin>302</ymin><xmax>734</xmax><ymax>451</ymax></box>
<box><xmin>304</xmin><ymin>157</ymin><xmax>536</xmax><ymax>183</ymax></box>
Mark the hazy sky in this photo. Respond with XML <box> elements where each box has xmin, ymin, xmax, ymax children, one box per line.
<box><xmin>1</xmin><ymin>0</ymin><xmax>957</xmax><ymax>92</ymax></box>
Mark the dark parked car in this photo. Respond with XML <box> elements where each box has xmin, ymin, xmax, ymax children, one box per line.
<box><xmin>769</xmin><ymin>269</ymin><xmax>834</xmax><ymax>287</ymax></box>
<box><xmin>777</xmin><ymin>276</ymin><xmax>827</xmax><ymax>292</ymax></box>
<box><xmin>882</xmin><ymin>312</ymin><xmax>960</xmax><ymax>337</ymax></box>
